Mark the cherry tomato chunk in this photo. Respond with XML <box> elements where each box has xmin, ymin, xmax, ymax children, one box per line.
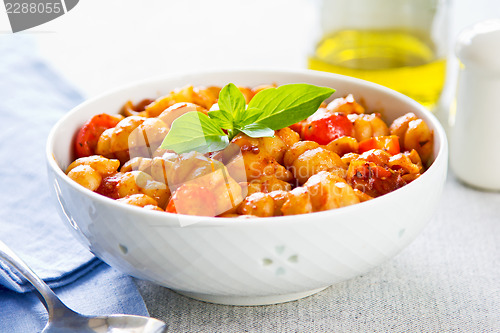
<box><xmin>75</xmin><ymin>113</ymin><xmax>121</xmax><ymax>158</ymax></box>
<box><xmin>166</xmin><ymin>184</ymin><xmax>217</xmax><ymax>216</ymax></box>
<box><xmin>301</xmin><ymin>112</ymin><xmax>354</xmax><ymax>145</ymax></box>
<box><xmin>347</xmin><ymin>160</ymin><xmax>406</xmax><ymax>197</ymax></box>
<box><xmin>359</xmin><ymin>135</ymin><xmax>400</xmax><ymax>155</ymax></box>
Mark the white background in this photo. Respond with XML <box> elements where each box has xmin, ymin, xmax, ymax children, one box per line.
<box><xmin>1</xmin><ymin>0</ymin><xmax>500</xmax><ymax>99</ymax></box>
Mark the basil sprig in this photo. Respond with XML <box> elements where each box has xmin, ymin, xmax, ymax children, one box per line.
<box><xmin>160</xmin><ymin>83</ymin><xmax>335</xmax><ymax>154</ymax></box>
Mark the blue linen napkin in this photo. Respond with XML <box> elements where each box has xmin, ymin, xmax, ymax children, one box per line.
<box><xmin>0</xmin><ymin>35</ymin><xmax>149</xmax><ymax>331</ymax></box>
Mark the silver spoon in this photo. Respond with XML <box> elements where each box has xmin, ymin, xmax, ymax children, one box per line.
<box><xmin>0</xmin><ymin>240</ymin><xmax>167</xmax><ymax>333</ymax></box>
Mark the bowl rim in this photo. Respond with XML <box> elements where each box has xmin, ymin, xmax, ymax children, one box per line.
<box><xmin>46</xmin><ymin>68</ymin><xmax>448</xmax><ymax>227</ymax></box>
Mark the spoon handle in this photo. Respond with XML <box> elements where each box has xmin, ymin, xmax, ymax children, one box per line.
<box><xmin>0</xmin><ymin>240</ymin><xmax>70</xmax><ymax>317</ymax></box>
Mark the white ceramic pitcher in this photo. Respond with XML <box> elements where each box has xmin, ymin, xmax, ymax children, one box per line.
<box><xmin>450</xmin><ymin>19</ymin><xmax>500</xmax><ymax>191</ymax></box>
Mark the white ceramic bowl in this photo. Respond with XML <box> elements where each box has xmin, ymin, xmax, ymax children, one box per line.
<box><xmin>46</xmin><ymin>70</ymin><xmax>448</xmax><ymax>306</ymax></box>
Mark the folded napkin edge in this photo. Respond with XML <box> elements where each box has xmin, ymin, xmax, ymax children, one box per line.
<box><xmin>0</xmin><ymin>257</ymin><xmax>102</xmax><ymax>293</ymax></box>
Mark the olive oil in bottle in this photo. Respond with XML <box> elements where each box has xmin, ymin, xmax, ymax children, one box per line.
<box><xmin>308</xmin><ymin>29</ymin><xmax>446</xmax><ymax>109</ymax></box>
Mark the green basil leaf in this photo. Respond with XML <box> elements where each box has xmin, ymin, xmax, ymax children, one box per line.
<box><xmin>238</xmin><ymin>107</ymin><xmax>263</xmax><ymax>125</ymax></box>
<box><xmin>208</xmin><ymin>109</ymin><xmax>234</xmax><ymax>130</ymax></box>
<box><xmin>238</xmin><ymin>123</ymin><xmax>275</xmax><ymax>138</ymax></box>
<box><xmin>248</xmin><ymin>84</ymin><xmax>335</xmax><ymax>130</ymax></box>
<box><xmin>160</xmin><ymin>112</ymin><xmax>229</xmax><ymax>154</ymax></box>
<box><xmin>218</xmin><ymin>83</ymin><xmax>246</xmax><ymax>121</ymax></box>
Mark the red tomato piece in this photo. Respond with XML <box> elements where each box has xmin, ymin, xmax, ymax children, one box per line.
<box><xmin>75</xmin><ymin>113</ymin><xmax>121</xmax><ymax>158</ymax></box>
<box><xmin>347</xmin><ymin>160</ymin><xmax>405</xmax><ymax>197</ymax></box>
<box><xmin>359</xmin><ymin>135</ymin><xmax>400</xmax><ymax>155</ymax></box>
<box><xmin>166</xmin><ymin>184</ymin><xmax>217</xmax><ymax>216</ymax></box>
<box><xmin>302</xmin><ymin>113</ymin><xmax>354</xmax><ymax>145</ymax></box>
